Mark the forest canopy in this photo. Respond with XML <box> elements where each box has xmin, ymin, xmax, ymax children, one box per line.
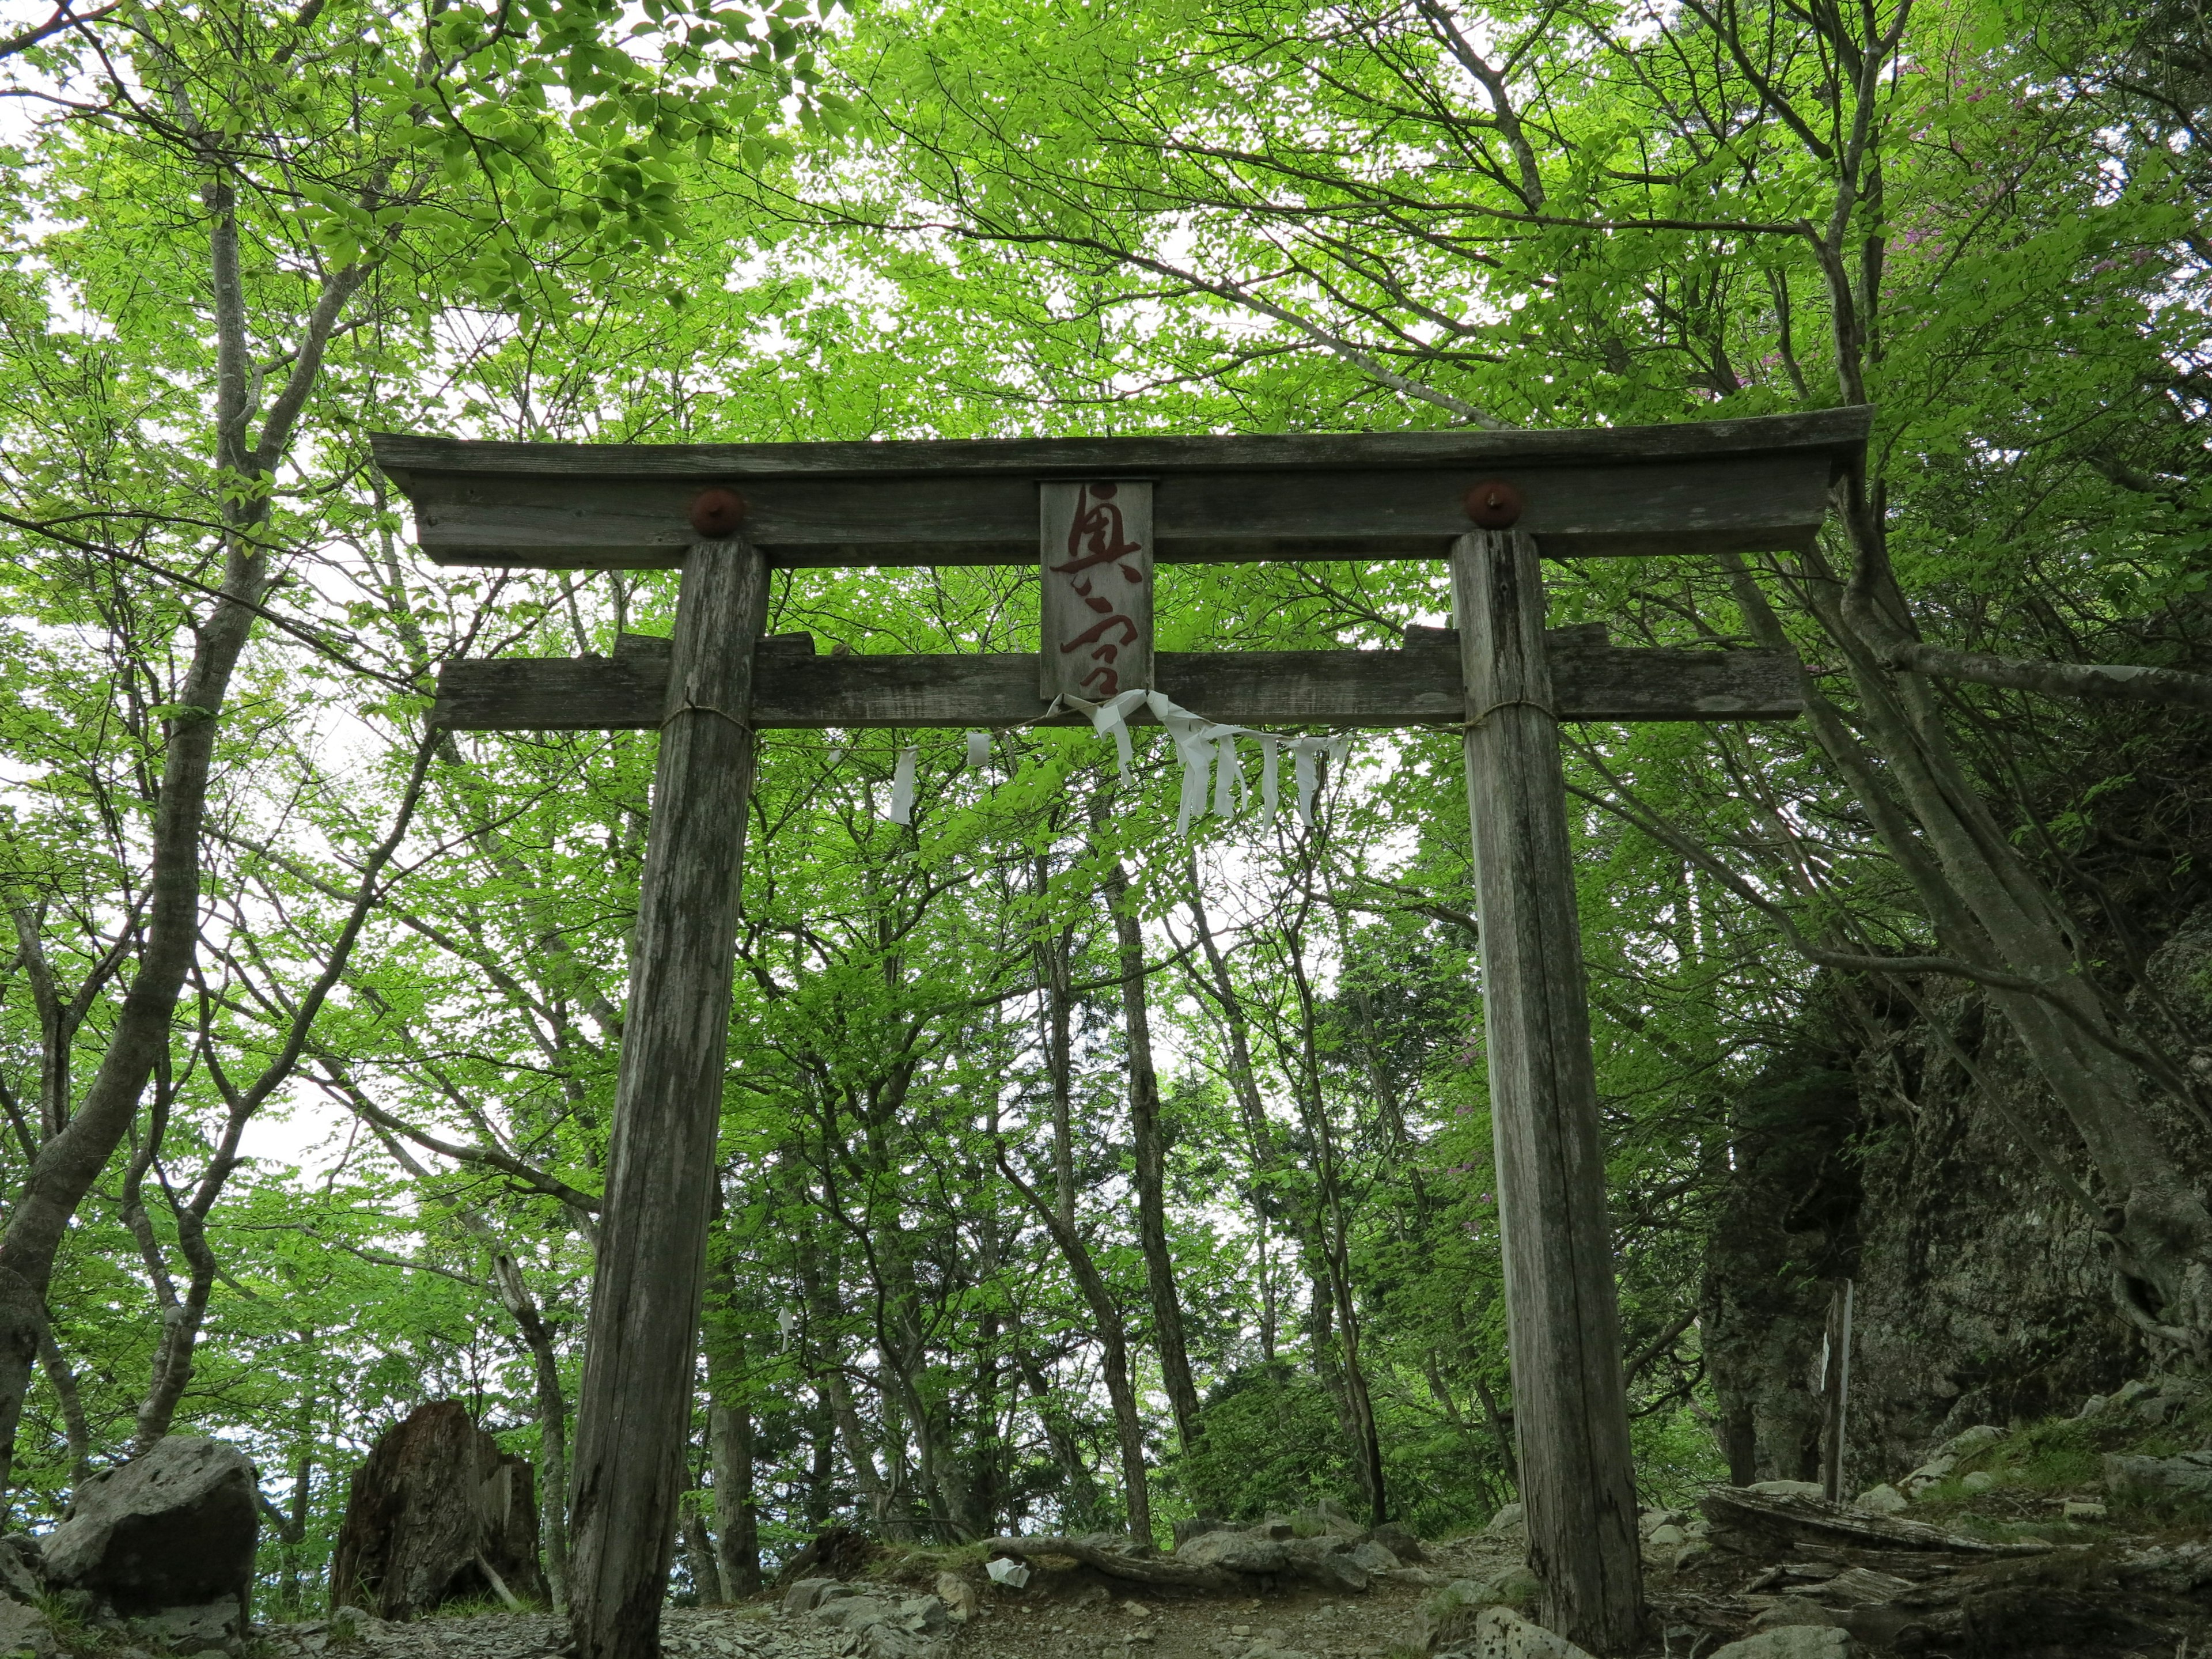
<box><xmin>0</xmin><ymin>0</ymin><xmax>2206</xmax><ymax>1624</ymax></box>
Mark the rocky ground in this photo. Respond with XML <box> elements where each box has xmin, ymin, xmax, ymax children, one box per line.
<box><xmin>33</xmin><ymin>1370</ymin><xmax>2212</xmax><ymax>1659</ymax></box>
<box><xmin>247</xmin><ymin>1529</ymin><xmax>1526</xmax><ymax>1659</ymax></box>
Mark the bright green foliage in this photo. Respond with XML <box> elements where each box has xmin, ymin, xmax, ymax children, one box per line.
<box><xmin>0</xmin><ymin>0</ymin><xmax>2203</xmax><ymax>1615</ymax></box>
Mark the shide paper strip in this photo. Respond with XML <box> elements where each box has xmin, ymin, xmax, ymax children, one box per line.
<box><xmin>887</xmin><ymin>745</ymin><xmax>919</xmax><ymax>825</ymax></box>
<box><xmin>863</xmin><ymin>696</ymin><xmax>1350</xmax><ymax>836</ymax></box>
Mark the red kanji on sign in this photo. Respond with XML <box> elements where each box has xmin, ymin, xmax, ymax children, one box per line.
<box><xmin>1039</xmin><ymin>480</ymin><xmax>1153</xmax><ymax>700</ymax></box>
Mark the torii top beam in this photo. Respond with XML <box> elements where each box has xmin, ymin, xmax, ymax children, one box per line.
<box><xmin>368</xmin><ymin>407</ymin><xmax>1869</xmax><ymax>571</ymax></box>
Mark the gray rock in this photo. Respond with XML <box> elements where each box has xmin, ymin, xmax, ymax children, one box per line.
<box><xmin>782</xmin><ymin>1578</ymin><xmax>846</xmax><ymax>1615</ymax></box>
<box><xmin>1710</xmin><ymin>1628</ymin><xmax>1855</xmax><ymax>1658</ymax></box>
<box><xmin>896</xmin><ymin>1594</ymin><xmax>946</xmax><ymax>1633</ymax></box>
<box><xmin>1368</xmin><ymin>1522</ymin><xmax>1425</xmax><ymax>1561</ymax></box>
<box><xmin>1853</xmin><ymin>1484</ymin><xmax>1906</xmax><ymax>1516</ymax></box>
<box><xmin>931</xmin><ymin>1570</ymin><xmax>975</xmax><ymax>1620</ymax></box>
<box><xmin>813</xmin><ymin>1593</ymin><xmax>896</xmax><ymax>1631</ymax></box>
<box><xmin>1645</xmin><ymin>1525</ymin><xmax>1685</xmax><ymax>1549</ymax></box>
<box><xmin>1283</xmin><ymin>1534</ymin><xmax>1368</xmax><ymax>1592</ymax></box>
<box><xmin>1413</xmin><ymin>1578</ymin><xmax>1486</xmax><ymax>1652</ymax></box>
<box><xmin>1350</xmin><ymin>1539</ymin><xmax>1400</xmax><ymax>1573</ymax></box>
<box><xmin>125</xmin><ymin>1601</ymin><xmax>237</xmax><ymax>1647</ymax></box>
<box><xmin>1935</xmin><ymin>1425</ymin><xmax>2005</xmax><ymax>1459</ymax></box>
<box><xmin>2105</xmin><ymin>1449</ymin><xmax>2212</xmax><ymax>1498</ymax></box>
<box><xmin>2119</xmin><ymin>1541</ymin><xmax>2212</xmax><ymax>1594</ymax></box>
<box><xmin>1176</xmin><ymin>1529</ymin><xmax>1291</xmax><ymax>1574</ymax></box>
<box><xmin>1485</xmin><ymin>1503</ymin><xmax>1525</xmax><ymax>1535</ymax></box>
<box><xmin>1751</xmin><ymin>1597</ymin><xmax>1849</xmax><ymax>1632</ymax></box>
<box><xmin>0</xmin><ymin>1600</ymin><xmax>54</xmax><ymax>1658</ymax></box>
<box><xmin>1460</xmin><ymin>1606</ymin><xmax>1597</xmax><ymax>1657</ymax></box>
<box><xmin>1745</xmin><ymin>1480</ymin><xmax>1825</xmax><ymax>1498</ymax></box>
<box><xmin>0</xmin><ymin>1543</ymin><xmax>36</xmax><ymax>1607</ymax></box>
<box><xmin>43</xmin><ymin>1436</ymin><xmax>257</xmax><ymax>1628</ymax></box>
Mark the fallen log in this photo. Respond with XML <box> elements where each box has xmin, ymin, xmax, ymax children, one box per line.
<box><xmin>1699</xmin><ymin>1488</ymin><xmax>2052</xmax><ymax>1558</ymax></box>
<box><xmin>983</xmin><ymin>1536</ymin><xmax>1237</xmax><ymax>1590</ymax></box>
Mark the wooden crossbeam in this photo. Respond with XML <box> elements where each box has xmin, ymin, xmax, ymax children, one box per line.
<box><xmin>430</xmin><ymin>628</ymin><xmax>1802</xmax><ymax>732</ymax></box>
<box><xmin>370</xmin><ymin>407</ymin><xmax>1869</xmax><ymax>570</ymax></box>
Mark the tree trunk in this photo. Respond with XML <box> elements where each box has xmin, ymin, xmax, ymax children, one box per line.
<box><xmin>332</xmin><ymin>1400</ymin><xmax>549</xmax><ymax>1619</ymax></box>
<box><xmin>568</xmin><ymin>535</ymin><xmax>770</xmax><ymax>1659</ymax></box>
<box><xmin>1734</xmin><ymin>548</ymin><xmax>2212</xmax><ymax>1361</ymax></box>
<box><xmin>0</xmin><ymin>182</ymin><xmax>365</xmax><ymax>1493</ymax></box>
<box><xmin>1101</xmin><ymin>859</ymin><xmax>1202</xmax><ymax>1460</ymax></box>
<box><xmin>995</xmin><ymin>1149</ymin><xmax>1152</xmax><ymax>1544</ymax></box>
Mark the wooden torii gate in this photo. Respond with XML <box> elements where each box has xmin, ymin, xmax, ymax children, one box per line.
<box><xmin>370</xmin><ymin>407</ymin><xmax>1869</xmax><ymax>1659</ymax></box>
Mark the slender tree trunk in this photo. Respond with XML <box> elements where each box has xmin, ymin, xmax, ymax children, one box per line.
<box><xmin>703</xmin><ymin>1190</ymin><xmax>758</xmax><ymax>1596</ymax></box>
<box><xmin>995</xmin><ymin>1150</ymin><xmax>1152</xmax><ymax>1544</ymax></box>
<box><xmin>0</xmin><ymin>181</ymin><xmax>364</xmax><ymax>1490</ymax></box>
<box><xmin>1101</xmin><ymin>859</ymin><xmax>1202</xmax><ymax>1460</ymax></box>
<box><xmin>36</xmin><ymin>1323</ymin><xmax>88</xmax><ymax>1491</ymax></box>
<box><xmin>1736</xmin><ymin>550</ymin><xmax>2212</xmax><ymax>1357</ymax></box>
<box><xmin>1011</xmin><ymin>1330</ymin><xmax>1100</xmax><ymax>1530</ymax></box>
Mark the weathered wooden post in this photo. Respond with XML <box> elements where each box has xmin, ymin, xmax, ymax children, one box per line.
<box><xmin>567</xmin><ymin>524</ymin><xmax>769</xmax><ymax>1659</ymax></box>
<box><xmin>1452</xmin><ymin>524</ymin><xmax>1644</xmax><ymax>1654</ymax></box>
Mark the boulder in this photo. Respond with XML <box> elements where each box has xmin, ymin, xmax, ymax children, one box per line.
<box><xmin>2105</xmin><ymin>1450</ymin><xmax>2212</xmax><ymax>1498</ymax></box>
<box><xmin>0</xmin><ymin>1539</ymin><xmax>37</xmax><ymax>1605</ymax></box>
<box><xmin>784</xmin><ymin>1577</ymin><xmax>850</xmax><ymax>1615</ymax></box>
<box><xmin>1709</xmin><ymin>1630</ymin><xmax>1854</xmax><ymax>1658</ymax></box>
<box><xmin>814</xmin><ymin>1594</ymin><xmax>897</xmax><ymax>1631</ymax></box>
<box><xmin>1368</xmin><ymin>1522</ymin><xmax>1425</xmax><ymax>1561</ymax></box>
<box><xmin>1745</xmin><ymin>1480</ymin><xmax>1825</xmax><ymax>1498</ymax></box>
<box><xmin>933</xmin><ymin>1570</ymin><xmax>976</xmax><ymax>1620</ymax></box>
<box><xmin>1414</xmin><ymin>1578</ymin><xmax>1485</xmax><ymax>1652</ymax></box>
<box><xmin>42</xmin><ymin>1435</ymin><xmax>257</xmax><ymax>1635</ymax></box>
<box><xmin>1486</xmin><ymin>1503</ymin><xmax>1525</xmax><ymax>1535</ymax></box>
<box><xmin>1176</xmin><ymin>1529</ymin><xmax>1291</xmax><ymax>1574</ymax></box>
<box><xmin>1283</xmin><ymin>1533</ymin><xmax>1368</xmax><ymax>1592</ymax></box>
<box><xmin>1461</xmin><ymin>1605</ymin><xmax>1597</xmax><ymax>1658</ymax></box>
<box><xmin>1350</xmin><ymin>1539</ymin><xmax>1400</xmax><ymax>1574</ymax></box>
<box><xmin>328</xmin><ymin>1400</ymin><xmax>548</xmax><ymax>1620</ymax></box>
<box><xmin>0</xmin><ymin>1601</ymin><xmax>54</xmax><ymax>1659</ymax></box>
<box><xmin>1853</xmin><ymin>1484</ymin><xmax>1906</xmax><ymax>1516</ymax></box>
<box><xmin>1936</xmin><ymin>1425</ymin><xmax>2006</xmax><ymax>1459</ymax></box>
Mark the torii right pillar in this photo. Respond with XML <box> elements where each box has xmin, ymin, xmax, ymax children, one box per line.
<box><xmin>1453</xmin><ymin>525</ymin><xmax>1644</xmax><ymax>1654</ymax></box>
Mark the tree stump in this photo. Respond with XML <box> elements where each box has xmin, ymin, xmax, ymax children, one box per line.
<box><xmin>331</xmin><ymin>1400</ymin><xmax>550</xmax><ymax>1619</ymax></box>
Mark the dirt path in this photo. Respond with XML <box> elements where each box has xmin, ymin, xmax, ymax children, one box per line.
<box><xmin>255</xmin><ymin>1533</ymin><xmax>1525</xmax><ymax>1659</ymax></box>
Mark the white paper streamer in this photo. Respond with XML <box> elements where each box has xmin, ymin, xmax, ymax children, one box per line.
<box><xmin>1290</xmin><ymin>734</ymin><xmax>1341</xmax><ymax>828</ymax></box>
<box><xmin>964</xmin><ymin>730</ymin><xmax>991</xmax><ymax>770</ymax></box>
<box><xmin>887</xmin><ymin>745</ymin><xmax>919</xmax><ymax>825</ymax></box>
<box><xmin>1084</xmin><ymin>687</ymin><xmax>1150</xmax><ymax>777</ymax></box>
<box><xmin>1213</xmin><ymin>733</ymin><xmax>1240</xmax><ymax>819</ymax></box>
<box><xmin>1050</xmin><ymin>686</ymin><xmax>1352</xmax><ymax>840</ymax></box>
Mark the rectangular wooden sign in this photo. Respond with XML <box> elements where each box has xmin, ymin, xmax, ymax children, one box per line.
<box><xmin>1040</xmin><ymin>481</ymin><xmax>1153</xmax><ymax>700</ymax></box>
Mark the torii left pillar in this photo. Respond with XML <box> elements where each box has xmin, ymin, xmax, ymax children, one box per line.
<box><xmin>569</xmin><ymin>531</ymin><xmax>767</xmax><ymax>1659</ymax></box>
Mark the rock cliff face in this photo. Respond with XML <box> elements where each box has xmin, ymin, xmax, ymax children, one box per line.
<box><xmin>1699</xmin><ymin>934</ymin><xmax>2207</xmax><ymax>1489</ymax></box>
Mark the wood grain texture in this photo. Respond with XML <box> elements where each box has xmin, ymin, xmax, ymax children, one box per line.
<box><xmin>566</xmin><ymin>537</ymin><xmax>768</xmax><ymax>1659</ymax></box>
<box><xmin>372</xmin><ymin>406</ymin><xmax>1869</xmax><ymax>478</ymax></box>
<box><xmin>1453</xmin><ymin>528</ymin><xmax>1643</xmax><ymax>1654</ymax></box>
<box><xmin>1040</xmin><ymin>480</ymin><xmax>1153</xmax><ymax>699</ymax></box>
<box><xmin>431</xmin><ymin>639</ymin><xmax>1802</xmax><ymax>731</ymax></box>
<box><xmin>369</xmin><ymin>409</ymin><xmax>1870</xmax><ymax>570</ymax></box>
